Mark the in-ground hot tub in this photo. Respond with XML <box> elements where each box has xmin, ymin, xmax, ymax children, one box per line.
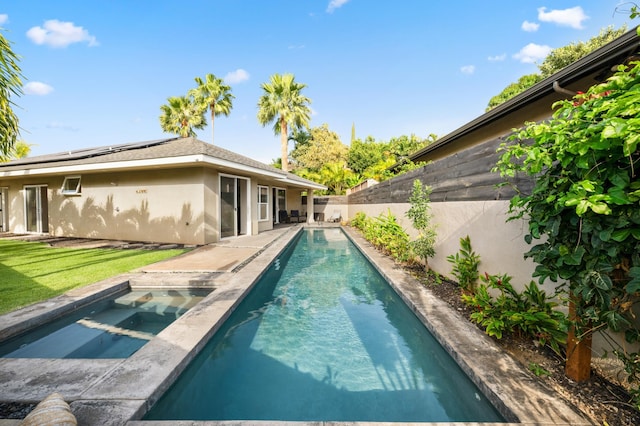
<box><xmin>0</xmin><ymin>288</ymin><xmax>210</xmax><ymax>359</ymax></box>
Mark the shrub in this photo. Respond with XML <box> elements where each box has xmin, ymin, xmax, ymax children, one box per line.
<box><xmin>462</xmin><ymin>272</ymin><xmax>567</xmax><ymax>354</ymax></box>
<box><xmin>406</xmin><ymin>180</ymin><xmax>437</xmax><ymax>269</ymax></box>
<box><xmin>350</xmin><ymin>211</ymin><xmax>368</xmax><ymax>230</ymax></box>
<box><xmin>350</xmin><ymin>210</ymin><xmax>411</xmax><ymax>264</ymax></box>
<box><xmin>446</xmin><ymin>235</ymin><xmax>480</xmax><ymax>293</ymax></box>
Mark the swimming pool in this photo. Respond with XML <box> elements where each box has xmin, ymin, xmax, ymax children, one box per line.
<box><xmin>0</xmin><ymin>289</ymin><xmax>210</xmax><ymax>358</ymax></box>
<box><xmin>145</xmin><ymin>228</ymin><xmax>504</xmax><ymax>422</ymax></box>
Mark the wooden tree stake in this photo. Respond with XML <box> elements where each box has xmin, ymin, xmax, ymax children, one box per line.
<box><xmin>565</xmin><ymin>295</ymin><xmax>592</xmax><ymax>382</ymax></box>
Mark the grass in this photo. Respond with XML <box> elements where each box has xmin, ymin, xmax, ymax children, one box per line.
<box><xmin>0</xmin><ymin>239</ymin><xmax>189</xmax><ymax>315</ymax></box>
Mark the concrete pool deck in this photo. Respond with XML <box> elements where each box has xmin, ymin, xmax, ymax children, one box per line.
<box><xmin>0</xmin><ymin>224</ymin><xmax>590</xmax><ymax>425</ymax></box>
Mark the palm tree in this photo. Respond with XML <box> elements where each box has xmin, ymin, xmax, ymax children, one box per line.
<box><xmin>0</xmin><ymin>140</ymin><xmax>32</xmax><ymax>162</ymax></box>
<box><xmin>257</xmin><ymin>73</ymin><xmax>311</xmax><ymax>172</ymax></box>
<box><xmin>159</xmin><ymin>95</ymin><xmax>207</xmax><ymax>138</ymax></box>
<box><xmin>0</xmin><ymin>30</ymin><xmax>23</xmax><ymax>158</ymax></box>
<box><xmin>189</xmin><ymin>74</ymin><xmax>234</xmax><ymax>144</ymax></box>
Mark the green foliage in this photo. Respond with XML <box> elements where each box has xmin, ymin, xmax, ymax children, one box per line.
<box><xmin>291</xmin><ymin>124</ymin><xmax>348</xmax><ymax>171</ymax></box>
<box><xmin>189</xmin><ymin>73</ymin><xmax>234</xmax><ymax>144</ymax></box>
<box><xmin>538</xmin><ymin>26</ymin><xmax>627</xmax><ymax>78</ymax></box>
<box><xmin>318</xmin><ymin>161</ymin><xmax>358</xmax><ymax>195</ymax></box>
<box><xmin>347</xmin><ymin>137</ymin><xmax>387</xmax><ymax>175</ymax></box>
<box><xmin>0</xmin><ymin>140</ymin><xmax>32</xmax><ymax>162</ymax></box>
<box><xmin>486</xmin><ymin>74</ymin><xmax>543</xmax><ymax>111</ymax></box>
<box><xmin>406</xmin><ymin>180</ymin><xmax>436</xmax><ymax>268</ymax></box>
<box><xmin>487</xmin><ymin>26</ymin><xmax>626</xmax><ymax>110</ymax></box>
<box><xmin>446</xmin><ymin>235</ymin><xmax>480</xmax><ymax>293</ymax></box>
<box><xmin>350</xmin><ymin>211</ymin><xmax>368</xmax><ymax>230</ymax></box>
<box><xmin>528</xmin><ymin>362</ymin><xmax>551</xmax><ymax>377</ymax></box>
<box><xmin>350</xmin><ymin>210</ymin><xmax>411</xmax><ymax>263</ymax></box>
<box><xmin>494</xmin><ymin>59</ymin><xmax>640</xmax><ymax>400</ymax></box>
<box><xmin>0</xmin><ymin>29</ymin><xmax>23</xmax><ymax>157</ymax></box>
<box><xmin>257</xmin><ymin>73</ymin><xmax>312</xmax><ymax>172</ymax></box>
<box><xmin>462</xmin><ymin>273</ymin><xmax>568</xmax><ymax>354</ymax></box>
<box><xmin>159</xmin><ymin>95</ymin><xmax>207</xmax><ymax>137</ymax></box>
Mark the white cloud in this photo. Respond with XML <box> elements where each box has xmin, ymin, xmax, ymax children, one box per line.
<box><xmin>522</xmin><ymin>20</ymin><xmax>539</xmax><ymax>32</ymax></box>
<box><xmin>0</xmin><ymin>14</ymin><xmax>8</xmax><ymax>25</ymax></box>
<box><xmin>224</xmin><ymin>69</ymin><xmax>250</xmax><ymax>84</ymax></box>
<box><xmin>26</xmin><ymin>20</ymin><xmax>98</xmax><ymax>48</ymax></box>
<box><xmin>460</xmin><ymin>65</ymin><xmax>475</xmax><ymax>75</ymax></box>
<box><xmin>537</xmin><ymin>6</ymin><xmax>588</xmax><ymax>29</ymax></box>
<box><xmin>513</xmin><ymin>43</ymin><xmax>552</xmax><ymax>63</ymax></box>
<box><xmin>24</xmin><ymin>81</ymin><xmax>54</xmax><ymax>95</ymax></box>
<box><xmin>327</xmin><ymin>0</ymin><xmax>349</xmax><ymax>13</ymax></box>
<box><xmin>488</xmin><ymin>53</ymin><xmax>506</xmax><ymax>62</ymax></box>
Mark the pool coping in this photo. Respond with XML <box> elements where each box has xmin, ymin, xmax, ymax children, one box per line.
<box><xmin>0</xmin><ymin>225</ymin><xmax>592</xmax><ymax>425</ymax></box>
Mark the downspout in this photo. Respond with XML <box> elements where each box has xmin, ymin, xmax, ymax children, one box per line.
<box><xmin>553</xmin><ymin>81</ymin><xmax>577</xmax><ymax>96</ymax></box>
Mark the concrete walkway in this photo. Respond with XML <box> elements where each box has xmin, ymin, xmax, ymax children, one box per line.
<box><xmin>0</xmin><ymin>224</ymin><xmax>590</xmax><ymax>426</ymax></box>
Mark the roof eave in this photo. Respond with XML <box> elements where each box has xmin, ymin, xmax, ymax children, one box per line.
<box><xmin>406</xmin><ymin>26</ymin><xmax>640</xmax><ymax>163</ymax></box>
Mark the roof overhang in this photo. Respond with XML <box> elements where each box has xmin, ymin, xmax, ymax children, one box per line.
<box><xmin>0</xmin><ymin>154</ymin><xmax>327</xmax><ymax>190</ymax></box>
<box><xmin>405</xmin><ymin>26</ymin><xmax>640</xmax><ymax>165</ymax></box>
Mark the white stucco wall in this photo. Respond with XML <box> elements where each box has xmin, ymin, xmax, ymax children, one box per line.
<box><xmin>348</xmin><ymin>200</ymin><xmax>543</xmax><ymax>290</ymax></box>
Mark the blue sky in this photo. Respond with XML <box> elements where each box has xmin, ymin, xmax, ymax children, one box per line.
<box><xmin>1</xmin><ymin>1</ymin><xmax>634</xmax><ymax>163</ymax></box>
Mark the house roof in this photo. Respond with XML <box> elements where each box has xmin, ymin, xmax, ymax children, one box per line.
<box><xmin>0</xmin><ymin>137</ymin><xmax>326</xmax><ymax>190</ymax></box>
<box><xmin>407</xmin><ymin>26</ymin><xmax>640</xmax><ymax>164</ymax></box>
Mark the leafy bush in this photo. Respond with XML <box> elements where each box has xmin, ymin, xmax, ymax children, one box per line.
<box><xmin>494</xmin><ymin>56</ymin><xmax>640</xmax><ymax>394</ymax></box>
<box><xmin>446</xmin><ymin>235</ymin><xmax>480</xmax><ymax>293</ymax></box>
<box><xmin>462</xmin><ymin>273</ymin><xmax>568</xmax><ymax>354</ymax></box>
<box><xmin>350</xmin><ymin>210</ymin><xmax>411</xmax><ymax>263</ymax></box>
<box><xmin>350</xmin><ymin>211</ymin><xmax>368</xmax><ymax>230</ymax></box>
<box><xmin>406</xmin><ymin>180</ymin><xmax>437</xmax><ymax>269</ymax></box>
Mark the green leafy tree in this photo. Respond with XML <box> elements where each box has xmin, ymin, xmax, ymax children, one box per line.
<box><xmin>189</xmin><ymin>73</ymin><xmax>234</xmax><ymax>144</ymax></box>
<box><xmin>347</xmin><ymin>137</ymin><xmax>386</xmax><ymax>175</ymax></box>
<box><xmin>388</xmin><ymin>134</ymin><xmax>434</xmax><ymax>161</ymax></box>
<box><xmin>291</xmin><ymin>124</ymin><xmax>347</xmax><ymax>171</ymax></box>
<box><xmin>406</xmin><ymin>179</ymin><xmax>437</xmax><ymax>269</ymax></box>
<box><xmin>538</xmin><ymin>26</ymin><xmax>626</xmax><ymax>78</ymax></box>
<box><xmin>486</xmin><ymin>74</ymin><xmax>544</xmax><ymax>111</ymax></box>
<box><xmin>0</xmin><ymin>29</ymin><xmax>23</xmax><ymax>157</ymax></box>
<box><xmin>487</xmin><ymin>26</ymin><xmax>627</xmax><ymax>110</ymax></box>
<box><xmin>494</xmin><ymin>60</ymin><xmax>640</xmax><ymax>392</ymax></box>
<box><xmin>318</xmin><ymin>161</ymin><xmax>357</xmax><ymax>195</ymax></box>
<box><xmin>257</xmin><ymin>73</ymin><xmax>312</xmax><ymax>172</ymax></box>
<box><xmin>159</xmin><ymin>95</ymin><xmax>207</xmax><ymax>138</ymax></box>
<box><xmin>0</xmin><ymin>140</ymin><xmax>32</xmax><ymax>162</ymax></box>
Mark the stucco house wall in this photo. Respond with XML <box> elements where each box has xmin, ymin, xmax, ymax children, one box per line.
<box><xmin>0</xmin><ymin>137</ymin><xmax>326</xmax><ymax>245</ymax></box>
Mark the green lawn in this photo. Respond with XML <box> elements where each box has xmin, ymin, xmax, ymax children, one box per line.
<box><xmin>0</xmin><ymin>239</ymin><xmax>189</xmax><ymax>315</ymax></box>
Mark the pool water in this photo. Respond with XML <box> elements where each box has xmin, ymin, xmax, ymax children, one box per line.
<box><xmin>0</xmin><ymin>289</ymin><xmax>210</xmax><ymax>359</ymax></box>
<box><xmin>145</xmin><ymin>229</ymin><xmax>504</xmax><ymax>422</ymax></box>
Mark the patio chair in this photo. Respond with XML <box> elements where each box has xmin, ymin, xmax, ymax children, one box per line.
<box><xmin>278</xmin><ymin>210</ymin><xmax>290</xmax><ymax>223</ymax></box>
<box><xmin>327</xmin><ymin>210</ymin><xmax>342</xmax><ymax>223</ymax></box>
<box><xmin>290</xmin><ymin>210</ymin><xmax>301</xmax><ymax>223</ymax></box>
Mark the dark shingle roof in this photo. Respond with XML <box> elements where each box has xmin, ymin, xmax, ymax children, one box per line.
<box><xmin>0</xmin><ymin>137</ymin><xmax>325</xmax><ymax>189</ymax></box>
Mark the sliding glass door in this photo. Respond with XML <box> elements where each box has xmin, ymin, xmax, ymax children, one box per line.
<box><xmin>24</xmin><ymin>185</ymin><xmax>49</xmax><ymax>233</ymax></box>
<box><xmin>220</xmin><ymin>175</ymin><xmax>249</xmax><ymax>239</ymax></box>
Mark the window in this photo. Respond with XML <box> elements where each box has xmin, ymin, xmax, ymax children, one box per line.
<box><xmin>61</xmin><ymin>176</ymin><xmax>81</xmax><ymax>195</ymax></box>
<box><xmin>258</xmin><ymin>186</ymin><xmax>269</xmax><ymax>221</ymax></box>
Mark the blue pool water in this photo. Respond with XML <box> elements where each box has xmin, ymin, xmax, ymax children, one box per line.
<box><xmin>0</xmin><ymin>289</ymin><xmax>210</xmax><ymax>358</ymax></box>
<box><xmin>145</xmin><ymin>229</ymin><xmax>504</xmax><ymax>422</ymax></box>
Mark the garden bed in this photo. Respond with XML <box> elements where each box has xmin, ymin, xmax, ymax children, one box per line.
<box><xmin>413</xmin><ymin>269</ymin><xmax>640</xmax><ymax>426</ymax></box>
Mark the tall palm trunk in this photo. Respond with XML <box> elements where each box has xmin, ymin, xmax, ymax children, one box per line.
<box><xmin>210</xmin><ymin>101</ymin><xmax>215</xmax><ymax>144</ymax></box>
<box><xmin>280</xmin><ymin>117</ymin><xmax>289</xmax><ymax>172</ymax></box>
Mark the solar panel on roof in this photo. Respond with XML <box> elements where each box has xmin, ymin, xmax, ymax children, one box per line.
<box><xmin>0</xmin><ymin>138</ymin><xmax>177</xmax><ymax>167</ymax></box>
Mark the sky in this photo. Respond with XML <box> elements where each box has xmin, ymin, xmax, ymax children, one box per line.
<box><xmin>1</xmin><ymin>1</ymin><xmax>634</xmax><ymax>163</ymax></box>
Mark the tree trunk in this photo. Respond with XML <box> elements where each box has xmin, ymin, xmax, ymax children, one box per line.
<box><xmin>565</xmin><ymin>294</ymin><xmax>592</xmax><ymax>382</ymax></box>
<box><xmin>210</xmin><ymin>103</ymin><xmax>215</xmax><ymax>145</ymax></box>
<box><xmin>280</xmin><ymin>118</ymin><xmax>289</xmax><ymax>172</ymax></box>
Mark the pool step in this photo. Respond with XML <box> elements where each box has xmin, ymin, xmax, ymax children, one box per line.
<box><xmin>128</xmin><ymin>272</ymin><xmax>220</xmax><ymax>289</ymax></box>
